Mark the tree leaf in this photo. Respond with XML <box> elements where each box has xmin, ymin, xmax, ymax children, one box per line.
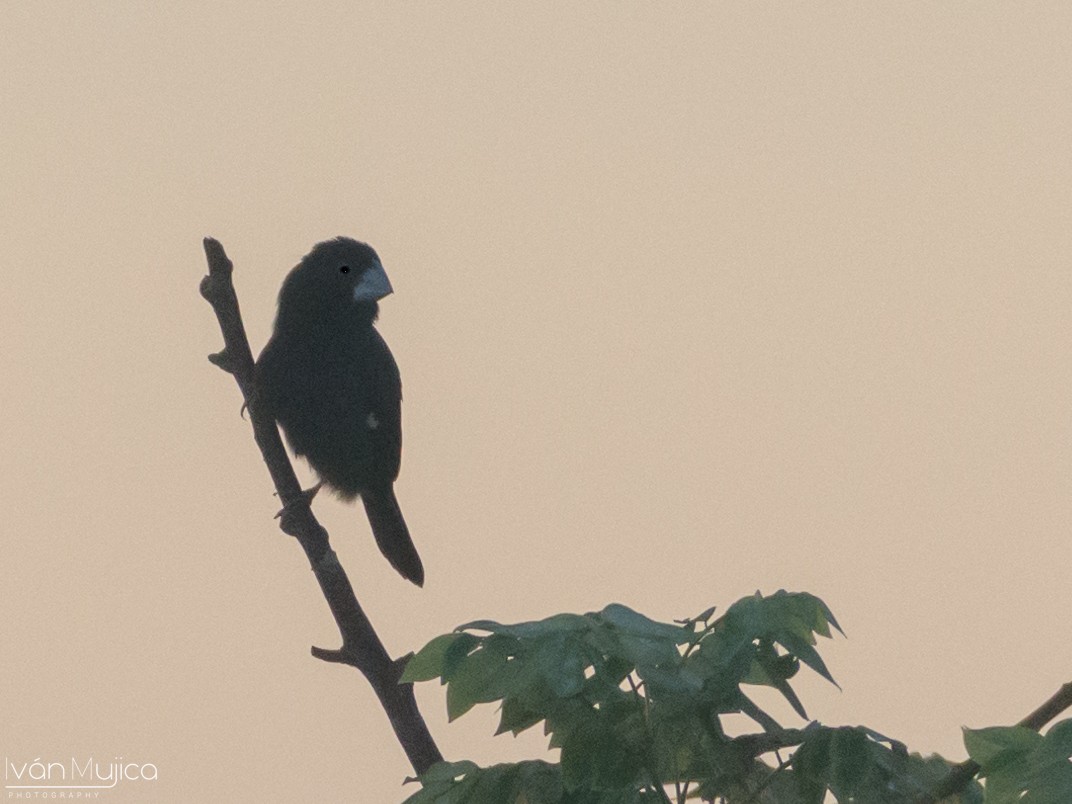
<box><xmin>596</xmin><ymin>603</ymin><xmax>690</xmax><ymax>642</ymax></box>
<box><xmin>459</xmin><ymin>613</ymin><xmax>592</xmax><ymax>639</ymax></box>
<box><xmin>496</xmin><ymin>694</ymin><xmax>545</xmax><ymax>736</ymax></box>
<box><xmin>775</xmin><ymin>630</ymin><xmax>839</xmax><ymax>688</ymax></box>
<box><xmin>441</xmin><ymin>632</ymin><xmax>481</xmax><ymax>681</ymax></box>
<box><xmin>402</xmin><ymin>633</ymin><xmax>468</xmax><ymax>683</ymax></box>
<box><xmin>532</xmin><ymin>635</ymin><xmax>587</xmax><ymax>698</ymax></box>
<box><xmin>963</xmin><ymin>725</ymin><xmax>1041</xmax><ymax>768</ymax></box>
<box><xmin>445</xmin><ymin>643</ymin><xmax>518</xmax><ymax>721</ymax></box>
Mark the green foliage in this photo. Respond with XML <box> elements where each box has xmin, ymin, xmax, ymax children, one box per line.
<box><xmin>400</xmin><ymin>591</ymin><xmax>1065</xmax><ymax>803</ymax></box>
<box><xmin>964</xmin><ymin>720</ymin><xmax>1072</xmax><ymax>803</ymax></box>
<box><xmin>402</xmin><ymin>760</ymin><xmax>651</xmax><ymax>804</ymax></box>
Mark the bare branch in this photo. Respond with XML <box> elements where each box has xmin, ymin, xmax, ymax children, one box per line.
<box><xmin>1019</xmin><ymin>680</ymin><xmax>1072</xmax><ymax>731</ymax></box>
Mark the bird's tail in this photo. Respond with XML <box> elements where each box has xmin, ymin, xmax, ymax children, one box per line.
<box><xmin>362</xmin><ymin>487</ymin><xmax>424</xmax><ymax>587</ymax></box>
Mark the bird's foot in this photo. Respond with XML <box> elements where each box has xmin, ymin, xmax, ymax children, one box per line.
<box><xmin>275</xmin><ymin>482</ymin><xmax>323</xmax><ymax>536</ymax></box>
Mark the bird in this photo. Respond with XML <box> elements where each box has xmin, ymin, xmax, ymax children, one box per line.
<box><xmin>255</xmin><ymin>237</ymin><xmax>423</xmax><ymax>586</ymax></box>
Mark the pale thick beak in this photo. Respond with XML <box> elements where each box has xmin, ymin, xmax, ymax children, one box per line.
<box><xmin>353</xmin><ymin>261</ymin><xmax>394</xmax><ymax>303</ymax></box>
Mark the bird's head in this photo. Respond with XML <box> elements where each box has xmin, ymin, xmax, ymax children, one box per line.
<box><xmin>275</xmin><ymin>237</ymin><xmax>394</xmax><ymax>328</ymax></box>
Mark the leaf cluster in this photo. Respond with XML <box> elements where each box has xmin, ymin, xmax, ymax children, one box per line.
<box><xmin>963</xmin><ymin>721</ymin><xmax>1072</xmax><ymax>803</ymax></box>
<box><xmin>399</xmin><ymin>590</ymin><xmax>1051</xmax><ymax>803</ymax></box>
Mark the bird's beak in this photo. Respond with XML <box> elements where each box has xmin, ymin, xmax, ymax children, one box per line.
<box><xmin>353</xmin><ymin>260</ymin><xmax>394</xmax><ymax>303</ymax></box>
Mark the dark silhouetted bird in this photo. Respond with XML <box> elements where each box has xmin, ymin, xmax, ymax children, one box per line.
<box><xmin>256</xmin><ymin>238</ymin><xmax>423</xmax><ymax>586</ymax></box>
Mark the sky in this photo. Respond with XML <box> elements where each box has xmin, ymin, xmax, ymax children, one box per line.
<box><xmin>2</xmin><ymin>3</ymin><xmax>1070</xmax><ymax>802</ymax></box>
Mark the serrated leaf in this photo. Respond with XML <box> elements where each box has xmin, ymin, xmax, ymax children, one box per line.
<box><xmin>597</xmin><ymin>603</ymin><xmax>690</xmax><ymax>642</ymax></box>
<box><xmin>816</xmin><ymin>597</ymin><xmax>845</xmax><ymax>637</ymax></box>
<box><xmin>775</xmin><ymin>631</ymin><xmax>839</xmax><ymax>689</ymax></box>
<box><xmin>696</xmin><ymin>621</ymin><xmax>756</xmax><ymax>677</ymax></box>
<box><xmin>496</xmin><ymin>695</ymin><xmax>545</xmax><ymax>736</ymax></box>
<box><xmin>445</xmin><ymin>644</ymin><xmax>518</xmax><ymax>721</ymax></box>
<box><xmin>441</xmin><ymin>632</ymin><xmax>481</xmax><ymax>681</ymax></box>
<box><xmin>402</xmin><ymin>633</ymin><xmax>467</xmax><ymax>682</ymax></box>
<box><xmin>460</xmin><ymin>613</ymin><xmax>592</xmax><ymax>639</ymax></box>
<box><xmin>772</xmin><ymin>676</ymin><xmax>808</xmax><ymax>720</ymax></box>
<box><xmin>446</xmin><ymin>677</ymin><xmax>478</xmax><ymax>722</ymax></box>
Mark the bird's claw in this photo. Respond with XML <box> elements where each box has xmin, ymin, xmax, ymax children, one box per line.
<box><xmin>274</xmin><ymin>482</ymin><xmax>324</xmax><ymax>535</ymax></box>
<box><xmin>300</xmin><ymin>481</ymin><xmax>324</xmax><ymax>504</ymax></box>
<box><xmin>273</xmin><ymin>481</ymin><xmax>323</xmax><ymax>508</ymax></box>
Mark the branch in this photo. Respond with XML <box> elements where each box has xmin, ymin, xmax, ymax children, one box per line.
<box><xmin>724</xmin><ymin>681</ymin><xmax>1072</xmax><ymax>804</ymax></box>
<box><xmin>732</xmin><ymin>726</ymin><xmax>815</xmax><ymax>758</ymax></box>
<box><xmin>1018</xmin><ymin>681</ymin><xmax>1072</xmax><ymax>731</ymax></box>
<box><xmin>922</xmin><ymin>681</ymin><xmax>1072</xmax><ymax>803</ymax></box>
<box><xmin>725</xmin><ymin>683</ymin><xmax>1072</xmax><ymax>803</ymax></box>
<box><xmin>199</xmin><ymin>237</ymin><xmax>443</xmax><ymax>775</ymax></box>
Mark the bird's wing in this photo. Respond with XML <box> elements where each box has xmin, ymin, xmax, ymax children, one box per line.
<box><xmin>360</xmin><ymin>328</ymin><xmax>403</xmax><ymax>482</ymax></box>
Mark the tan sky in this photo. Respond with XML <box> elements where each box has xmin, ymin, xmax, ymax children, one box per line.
<box><xmin>2</xmin><ymin>3</ymin><xmax>1070</xmax><ymax>801</ymax></box>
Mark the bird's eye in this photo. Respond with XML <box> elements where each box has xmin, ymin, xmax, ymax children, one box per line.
<box><xmin>339</xmin><ymin>265</ymin><xmax>350</xmax><ymax>274</ymax></box>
